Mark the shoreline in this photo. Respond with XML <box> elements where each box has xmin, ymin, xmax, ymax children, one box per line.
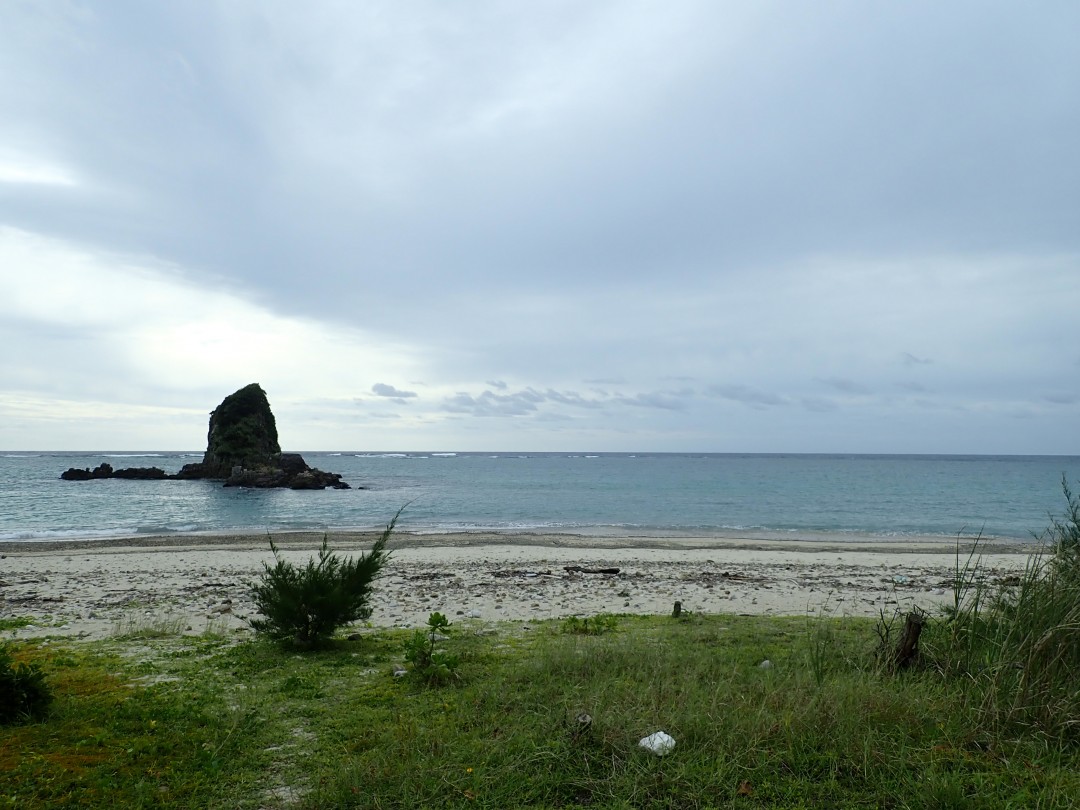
<box><xmin>0</xmin><ymin>527</ymin><xmax>1040</xmax><ymax>556</ymax></box>
<box><xmin>0</xmin><ymin>530</ymin><xmax>1040</xmax><ymax>642</ymax></box>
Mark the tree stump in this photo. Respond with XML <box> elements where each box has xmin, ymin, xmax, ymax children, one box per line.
<box><xmin>892</xmin><ymin>611</ymin><xmax>925</xmax><ymax>670</ymax></box>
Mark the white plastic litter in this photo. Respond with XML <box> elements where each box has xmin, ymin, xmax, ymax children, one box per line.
<box><xmin>758</xmin><ymin>659</ymin><xmax>773</xmax><ymax>669</ymax></box>
<box><xmin>638</xmin><ymin>731</ymin><xmax>676</xmax><ymax>756</ymax></box>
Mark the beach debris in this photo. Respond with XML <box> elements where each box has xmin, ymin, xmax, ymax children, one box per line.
<box><xmin>490</xmin><ymin>569</ymin><xmax>553</xmax><ymax>578</ymax></box>
<box><xmin>571</xmin><ymin>712</ymin><xmax>593</xmax><ymax>740</ymax></box>
<box><xmin>563</xmin><ymin>566</ymin><xmax>620</xmax><ymax>575</ymax></box>
<box><xmin>638</xmin><ymin>731</ymin><xmax>676</xmax><ymax>756</ymax></box>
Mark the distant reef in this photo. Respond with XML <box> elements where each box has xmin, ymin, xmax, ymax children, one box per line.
<box><xmin>61</xmin><ymin>384</ymin><xmax>351</xmax><ymax>490</ymax></box>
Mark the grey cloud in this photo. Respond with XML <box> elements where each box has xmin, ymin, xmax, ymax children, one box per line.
<box><xmin>897</xmin><ymin>382</ymin><xmax>931</xmax><ymax>393</ymax></box>
<box><xmin>902</xmin><ymin>352</ymin><xmax>933</xmax><ymax>366</ymax></box>
<box><xmin>817</xmin><ymin>377</ymin><xmax>872</xmax><ymax>395</ymax></box>
<box><xmin>613</xmin><ymin>392</ymin><xmax>690</xmax><ymax>411</ymax></box>
<box><xmin>372</xmin><ymin>383</ymin><xmax>417</xmax><ymax>399</ymax></box>
<box><xmin>708</xmin><ymin>384</ymin><xmax>787</xmax><ymax>408</ymax></box>
<box><xmin>441</xmin><ymin>385</ymin><xmax>690</xmax><ymax>417</ymax></box>
<box><xmin>800</xmin><ymin>398</ymin><xmax>838</xmax><ymax>413</ymax></box>
<box><xmin>2</xmin><ymin>4</ymin><xmax>1078</xmax><ymax>453</ymax></box>
<box><xmin>543</xmin><ymin>389</ymin><xmax>605</xmax><ymax>409</ymax></box>
<box><xmin>1043</xmin><ymin>394</ymin><xmax>1078</xmax><ymax>405</ymax></box>
<box><xmin>442</xmin><ymin>390</ymin><xmax>542</xmax><ymax>417</ymax></box>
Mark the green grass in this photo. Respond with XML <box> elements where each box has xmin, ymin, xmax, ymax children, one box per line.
<box><xmin>2</xmin><ymin>612</ymin><xmax>1078</xmax><ymax>809</ymax></box>
<box><xmin>0</xmin><ymin>617</ymin><xmax>36</xmax><ymax>632</ymax></box>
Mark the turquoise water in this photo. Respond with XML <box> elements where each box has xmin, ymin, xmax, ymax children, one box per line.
<box><xmin>1</xmin><ymin>452</ymin><xmax>1077</xmax><ymax>543</ymax></box>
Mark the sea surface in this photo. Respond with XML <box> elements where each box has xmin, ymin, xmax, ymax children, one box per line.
<box><xmin>1</xmin><ymin>452</ymin><xmax>1077</xmax><ymax>545</ymax></box>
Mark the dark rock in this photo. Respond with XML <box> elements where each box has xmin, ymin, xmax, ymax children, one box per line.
<box><xmin>185</xmin><ymin>384</ymin><xmax>350</xmax><ymax>488</ymax></box>
<box><xmin>62</xmin><ymin>383</ymin><xmax>351</xmax><ymax>489</ymax></box>
<box><xmin>62</xmin><ymin>463</ymin><xmax>168</xmax><ymax>481</ymax></box>
<box><xmin>179</xmin><ymin>383</ymin><xmax>281</xmax><ymax>479</ymax></box>
<box><xmin>110</xmin><ymin>466</ymin><xmax>168</xmax><ymax>480</ymax></box>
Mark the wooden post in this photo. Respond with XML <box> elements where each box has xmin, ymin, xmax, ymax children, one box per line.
<box><xmin>892</xmin><ymin>611</ymin><xmax>925</xmax><ymax>670</ymax></box>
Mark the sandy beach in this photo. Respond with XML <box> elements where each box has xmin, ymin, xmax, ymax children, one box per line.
<box><xmin>0</xmin><ymin>532</ymin><xmax>1037</xmax><ymax>641</ymax></box>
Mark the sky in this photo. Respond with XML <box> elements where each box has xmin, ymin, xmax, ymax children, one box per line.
<box><xmin>1</xmin><ymin>1</ymin><xmax>1078</xmax><ymax>454</ymax></box>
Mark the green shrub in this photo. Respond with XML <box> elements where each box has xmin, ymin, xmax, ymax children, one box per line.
<box><xmin>0</xmin><ymin>644</ymin><xmax>52</xmax><ymax>724</ymax></box>
<box><xmin>250</xmin><ymin>510</ymin><xmax>398</xmax><ymax>648</ymax></box>
<box><xmin>1047</xmin><ymin>475</ymin><xmax>1080</xmax><ymax>560</ymax></box>
<box><xmin>561</xmin><ymin>613</ymin><xmax>618</xmax><ymax>635</ymax></box>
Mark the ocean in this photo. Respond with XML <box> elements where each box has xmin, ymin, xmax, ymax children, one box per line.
<box><xmin>1</xmin><ymin>452</ymin><xmax>1077</xmax><ymax>544</ymax></box>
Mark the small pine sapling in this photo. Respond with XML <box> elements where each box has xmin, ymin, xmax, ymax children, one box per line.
<box><xmin>250</xmin><ymin>510</ymin><xmax>399</xmax><ymax>648</ymax></box>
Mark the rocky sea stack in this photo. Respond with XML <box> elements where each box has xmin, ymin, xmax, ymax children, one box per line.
<box><xmin>61</xmin><ymin>384</ymin><xmax>350</xmax><ymax>490</ymax></box>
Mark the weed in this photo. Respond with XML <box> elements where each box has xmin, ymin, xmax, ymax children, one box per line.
<box><xmin>560</xmin><ymin>613</ymin><xmax>618</xmax><ymax>635</ymax></box>
<box><xmin>404</xmin><ymin>612</ymin><xmax>460</xmax><ymax>685</ymax></box>
<box><xmin>111</xmin><ymin>613</ymin><xmax>186</xmax><ymax>639</ymax></box>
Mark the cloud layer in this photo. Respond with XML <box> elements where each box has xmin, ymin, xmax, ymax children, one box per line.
<box><xmin>1</xmin><ymin>2</ymin><xmax>1077</xmax><ymax>452</ymax></box>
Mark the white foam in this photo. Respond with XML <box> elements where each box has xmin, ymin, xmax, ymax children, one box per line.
<box><xmin>0</xmin><ymin>527</ymin><xmax>140</xmax><ymax>542</ymax></box>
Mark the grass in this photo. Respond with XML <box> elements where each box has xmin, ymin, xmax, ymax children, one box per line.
<box><xmin>110</xmin><ymin>613</ymin><xmax>189</xmax><ymax>640</ymax></box>
<box><xmin>3</xmin><ymin>611</ymin><xmax>1078</xmax><ymax>809</ymax></box>
<box><xmin>0</xmin><ymin>617</ymin><xmax>36</xmax><ymax>632</ymax></box>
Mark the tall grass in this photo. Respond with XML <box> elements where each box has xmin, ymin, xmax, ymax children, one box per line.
<box><xmin>925</xmin><ymin>478</ymin><xmax>1080</xmax><ymax>741</ymax></box>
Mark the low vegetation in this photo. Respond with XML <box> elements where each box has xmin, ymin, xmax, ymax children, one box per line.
<box><xmin>921</xmin><ymin>476</ymin><xmax>1080</xmax><ymax>741</ymax></box>
<box><xmin>249</xmin><ymin>512</ymin><xmax>397</xmax><ymax>648</ymax></box>
<box><xmin>3</xmin><ymin>486</ymin><xmax>1080</xmax><ymax>808</ymax></box>
<box><xmin>0</xmin><ymin>643</ymin><xmax>52</xmax><ymax>724</ymax></box>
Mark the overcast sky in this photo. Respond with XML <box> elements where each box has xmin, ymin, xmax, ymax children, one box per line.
<box><xmin>1</xmin><ymin>2</ymin><xmax>1078</xmax><ymax>453</ymax></box>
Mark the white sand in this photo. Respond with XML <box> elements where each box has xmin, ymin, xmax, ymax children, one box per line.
<box><xmin>0</xmin><ymin>532</ymin><xmax>1036</xmax><ymax>641</ymax></box>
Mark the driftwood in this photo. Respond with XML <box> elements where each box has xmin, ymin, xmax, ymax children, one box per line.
<box><xmin>891</xmin><ymin>611</ymin><xmax>925</xmax><ymax>671</ymax></box>
<box><xmin>563</xmin><ymin>566</ymin><xmax>620</xmax><ymax>575</ymax></box>
<box><xmin>489</xmin><ymin>569</ymin><xmax>554</xmax><ymax>578</ymax></box>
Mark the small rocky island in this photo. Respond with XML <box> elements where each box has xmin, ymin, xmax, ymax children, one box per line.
<box><xmin>61</xmin><ymin>384</ymin><xmax>351</xmax><ymax>489</ymax></box>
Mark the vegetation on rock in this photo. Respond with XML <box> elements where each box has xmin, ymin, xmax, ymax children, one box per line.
<box><xmin>201</xmin><ymin>382</ymin><xmax>281</xmax><ymax>475</ymax></box>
